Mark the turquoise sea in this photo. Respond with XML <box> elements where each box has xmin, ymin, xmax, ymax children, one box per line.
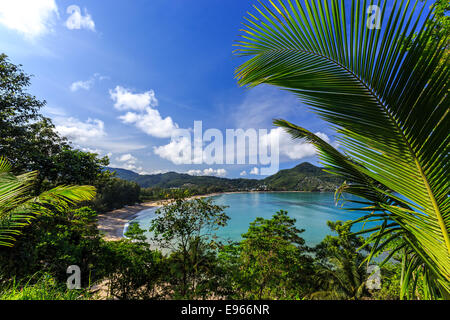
<box><xmin>125</xmin><ymin>192</ymin><xmax>372</xmax><ymax>246</ymax></box>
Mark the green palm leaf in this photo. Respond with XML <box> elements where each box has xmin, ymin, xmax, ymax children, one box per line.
<box><xmin>0</xmin><ymin>156</ymin><xmax>96</xmax><ymax>247</ymax></box>
<box><xmin>236</xmin><ymin>0</ymin><xmax>449</xmax><ymax>298</ymax></box>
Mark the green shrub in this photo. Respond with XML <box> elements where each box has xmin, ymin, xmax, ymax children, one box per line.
<box><xmin>99</xmin><ymin>222</ymin><xmax>167</xmax><ymax>299</ymax></box>
<box><xmin>0</xmin><ymin>272</ymin><xmax>91</xmax><ymax>300</ymax></box>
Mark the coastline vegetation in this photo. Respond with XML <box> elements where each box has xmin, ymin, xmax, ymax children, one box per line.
<box><xmin>0</xmin><ymin>191</ymin><xmax>413</xmax><ymax>300</ymax></box>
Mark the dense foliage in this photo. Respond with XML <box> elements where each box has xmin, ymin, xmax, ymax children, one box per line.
<box><xmin>218</xmin><ymin>211</ymin><xmax>317</xmax><ymax>299</ymax></box>
<box><xmin>0</xmin><ymin>206</ymin><xmax>103</xmax><ymax>283</ymax></box>
<box><xmin>0</xmin><ymin>185</ymin><xmax>406</xmax><ymax>300</ymax></box>
<box><xmin>92</xmin><ymin>177</ymin><xmax>140</xmax><ymax>212</ymax></box>
<box><xmin>311</xmin><ymin>222</ymin><xmax>370</xmax><ymax>299</ymax></box>
<box><xmin>100</xmin><ymin>223</ymin><xmax>166</xmax><ymax>299</ymax></box>
<box><xmin>0</xmin><ymin>273</ymin><xmax>92</xmax><ymax>300</ymax></box>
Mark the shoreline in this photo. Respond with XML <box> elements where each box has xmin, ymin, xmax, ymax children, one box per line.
<box><xmin>97</xmin><ymin>190</ymin><xmax>331</xmax><ymax>241</ymax></box>
<box><xmin>97</xmin><ymin>192</ymin><xmax>231</xmax><ymax>241</ymax></box>
<box><xmin>97</xmin><ymin>202</ymin><xmax>159</xmax><ymax>241</ymax></box>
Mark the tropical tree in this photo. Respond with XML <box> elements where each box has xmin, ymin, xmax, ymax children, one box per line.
<box><xmin>219</xmin><ymin>210</ymin><xmax>316</xmax><ymax>299</ymax></box>
<box><xmin>235</xmin><ymin>0</ymin><xmax>449</xmax><ymax>299</ymax></box>
<box><xmin>0</xmin><ymin>54</ymin><xmax>110</xmax><ymax>195</ymax></box>
<box><xmin>0</xmin><ymin>156</ymin><xmax>96</xmax><ymax>247</ymax></box>
<box><xmin>149</xmin><ymin>192</ymin><xmax>229</xmax><ymax>298</ymax></box>
<box><xmin>0</xmin><ymin>54</ymin><xmax>67</xmax><ymax>178</ymax></box>
<box><xmin>101</xmin><ymin>222</ymin><xmax>166</xmax><ymax>300</ymax></box>
<box><xmin>312</xmin><ymin>221</ymin><xmax>370</xmax><ymax>300</ymax></box>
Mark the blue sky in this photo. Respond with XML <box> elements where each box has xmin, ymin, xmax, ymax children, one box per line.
<box><xmin>0</xmin><ymin>0</ymin><xmax>427</xmax><ymax>178</ymax></box>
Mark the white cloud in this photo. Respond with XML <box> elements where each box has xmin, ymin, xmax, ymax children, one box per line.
<box><xmin>53</xmin><ymin>115</ymin><xmax>145</xmax><ymax>153</ymax></box>
<box><xmin>119</xmin><ymin>108</ymin><xmax>179</xmax><ymax>138</ymax></box>
<box><xmin>152</xmin><ymin>126</ymin><xmax>331</xmax><ymax>166</ymax></box>
<box><xmin>142</xmin><ymin>169</ymin><xmax>168</xmax><ymax>175</ymax></box>
<box><xmin>260</xmin><ymin>127</ymin><xmax>330</xmax><ymax>161</ymax></box>
<box><xmin>228</xmin><ymin>86</ymin><xmax>336</xmax><ymax>165</ymax></box>
<box><xmin>110</xmin><ymin>86</ymin><xmax>158</xmax><ymax>111</ymax></box>
<box><xmin>124</xmin><ymin>164</ymin><xmax>139</xmax><ymax>171</ymax></box>
<box><xmin>71</xmin><ymin>147</ymin><xmax>116</xmax><ymax>162</ymax></box>
<box><xmin>153</xmin><ymin>136</ymin><xmax>192</xmax><ymax>165</ymax></box>
<box><xmin>70</xmin><ymin>79</ymin><xmax>94</xmax><ymax>92</ymax></box>
<box><xmin>116</xmin><ymin>153</ymin><xmax>137</xmax><ymax>164</ymax></box>
<box><xmin>55</xmin><ymin>117</ymin><xmax>105</xmax><ymax>143</ymax></box>
<box><xmin>110</xmin><ymin>153</ymin><xmax>146</xmax><ymax>173</ymax></box>
<box><xmin>0</xmin><ymin>0</ymin><xmax>58</xmax><ymax>38</ymax></box>
<box><xmin>186</xmin><ymin>170</ymin><xmax>201</xmax><ymax>175</ymax></box>
<box><xmin>79</xmin><ymin>147</ymin><xmax>102</xmax><ymax>154</ymax></box>
<box><xmin>250</xmin><ymin>167</ymin><xmax>259</xmax><ymax>175</ymax></box>
<box><xmin>110</xmin><ymin>86</ymin><xmax>178</xmax><ymax>138</ymax></box>
<box><xmin>212</xmin><ymin>168</ymin><xmax>227</xmax><ymax>177</ymax></box>
<box><xmin>65</xmin><ymin>5</ymin><xmax>95</xmax><ymax>31</ymax></box>
<box><xmin>187</xmin><ymin>168</ymin><xmax>227</xmax><ymax>177</ymax></box>
<box><xmin>110</xmin><ymin>167</ymin><xmax>167</xmax><ymax>175</ymax></box>
<box><xmin>111</xmin><ymin>162</ymin><xmax>142</xmax><ymax>172</ymax></box>
<box><xmin>240</xmin><ymin>170</ymin><xmax>247</xmax><ymax>176</ymax></box>
<box><xmin>70</xmin><ymin>73</ymin><xmax>107</xmax><ymax>92</ymax></box>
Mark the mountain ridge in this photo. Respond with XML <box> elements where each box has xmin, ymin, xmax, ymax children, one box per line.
<box><xmin>105</xmin><ymin>162</ymin><xmax>342</xmax><ymax>192</ymax></box>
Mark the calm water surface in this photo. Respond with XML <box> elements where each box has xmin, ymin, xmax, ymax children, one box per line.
<box><xmin>125</xmin><ymin>192</ymin><xmax>371</xmax><ymax>246</ymax></box>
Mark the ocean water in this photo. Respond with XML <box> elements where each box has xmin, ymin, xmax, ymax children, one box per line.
<box><xmin>125</xmin><ymin>192</ymin><xmax>372</xmax><ymax>246</ymax></box>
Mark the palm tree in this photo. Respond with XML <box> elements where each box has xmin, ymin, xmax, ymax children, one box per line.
<box><xmin>0</xmin><ymin>156</ymin><xmax>96</xmax><ymax>247</ymax></box>
<box><xmin>310</xmin><ymin>258</ymin><xmax>368</xmax><ymax>300</ymax></box>
<box><xmin>235</xmin><ymin>0</ymin><xmax>449</xmax><ymax>299</ymax></box>
<box><xmin>311</xmin><ymin>222</ymin><xmax>370</xmax><ymax>300</ymax></box>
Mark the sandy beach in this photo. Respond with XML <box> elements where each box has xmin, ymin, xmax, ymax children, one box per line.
<box><xmin>97</xmin><ymin>193</ymin><xmax>229</xmax><ymax>241</ymax></box>
<box><xmin>97</xmin><ymin>201</ymin><xmax>160</xmax><ymax>240</ymax></box>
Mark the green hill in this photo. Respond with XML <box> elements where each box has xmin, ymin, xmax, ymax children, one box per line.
<box><xmin>104</xmin><ymin>167</ymin><xmax>259</xmax><ymax>191</ymax></box>
<box><xmin>262</xmin><ymin>162</ymin><xmax>343</xmax><ymax>191</ymax></box>
<box><xmin>134</xmin><ymin>172</ymin><xmax>259</xmax><ymax>190</ymax></box>
<box><xmin>104</xmin><ymin>167</ymin><xmax>140</xmax><ymax>181</ymax></box>
<box><xmin>105</xmin><ymin>162</ymin><xmax>342</xmax><ymax>192</ymax></box>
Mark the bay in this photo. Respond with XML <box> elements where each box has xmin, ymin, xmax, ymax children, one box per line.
<box><xmin>125</xmin><ymin>192</ymin><xmax>373</xmax><ymax>246</ymax></box>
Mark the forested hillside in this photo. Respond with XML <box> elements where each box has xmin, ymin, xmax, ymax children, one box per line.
<box><xmin>105</xmin><ymin>162</ymin><xmax>343</xmax><ymax>192</ymax></box>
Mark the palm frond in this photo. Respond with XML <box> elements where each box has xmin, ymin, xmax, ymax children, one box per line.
<box><xmin>274</xmin><ymin>119</ymin><xmax>449</xmax><ymax>297</ymax></box>
<box><xmin>0</xmin><ymin>156</ymin><xmax>96</xmax><ymax>247</ymax></box>
<box><xmin>237</xmin><ymin>0</ymin><xmax>449</xmax><ymax>297</ymax></box>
